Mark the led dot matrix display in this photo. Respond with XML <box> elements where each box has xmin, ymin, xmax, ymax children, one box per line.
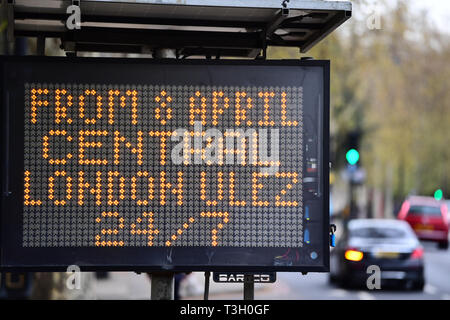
<box><xmin>23</xmin><ymin>83</ymin><xmax>303</xmax><ymax>248</ymax></box>
<box><xmin>1</xmin><ymin>58</ymin><xmax>329</xmax><ymax>271</ymax></box>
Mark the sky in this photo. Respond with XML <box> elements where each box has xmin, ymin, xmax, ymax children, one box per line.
<box><xmin>407</xmin><ymin>0</ymin><xmax>450</xmax><ymax>31</ymax></box>
<box><xmin>356</xmin><ymin>0</ymin><xmax>450</xmax><ymax>33</ymax></box>
<box><xmin>339</xmin><ymin>0</ymin><xmax>450</xmax><ymax>32</ymax></box>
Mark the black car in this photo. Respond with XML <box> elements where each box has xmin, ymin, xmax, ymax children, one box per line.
<box><xmin>329</xmin><ymin>219</ymin><xmax>425</xmax><ymax>290</ymax></box>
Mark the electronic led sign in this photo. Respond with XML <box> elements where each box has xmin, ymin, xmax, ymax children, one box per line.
<box><xmin>0</xmin><ymin>57</ymin><xmax>329</xmax><ymax>272</ymax></box>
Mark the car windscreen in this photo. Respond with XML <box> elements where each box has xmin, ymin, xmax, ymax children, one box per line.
<box><xmin>408</xmin><ymin>205</ymin><xmax>442</xmax><ymax>217</ymax></box>
<box><xmin>350</xmin><ymin>227</ymin><xmax>409</xmax><ymax>239</ymax></box>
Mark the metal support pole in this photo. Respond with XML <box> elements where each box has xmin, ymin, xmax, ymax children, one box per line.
<box><xmin>243</xmin><ymin>275</ymin><xmax>254</xmax><ymax>300</ymax></box>
<box><xmin>343</xmin><ymin>179</ymin><xmax>355</xmax><ymax>233</ymax></box>
<box><xmin>37</xmin><ymin>36</ymin><xmax>45</xmax><ymax>55</ymax></box>
<box><xmin>204</xmin><ymin>271</ymin><xmax>210</xmax><ymax>300</ymax></box>
<box><xmin>5</xmin><ymin>0</ymin><xmax>14</xmax><ymax>54</ymax></box>
<box><xmin>349</xmin><ymin>180</ymin><xmax>356</xmax><ymax>219</ymax></box>
<box><xmin>150</xmin><ymin>272</ymin><xmax>174</xmax><ymax>300</ymax></box>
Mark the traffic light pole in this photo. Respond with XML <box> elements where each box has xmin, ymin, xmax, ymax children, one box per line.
<box><xmin>343</xmin><ymin>167</ymin><xmax>357</xmax><ymax>233</ymax></box>
<box><xmin>349</xmin><ymin>179</ymin><xmax>356</xmax><ymax>220</ymax></box>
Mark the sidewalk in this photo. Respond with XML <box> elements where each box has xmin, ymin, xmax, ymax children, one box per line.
<box><xmin>92</xmin><ymin>272</ymin><xmax>272</xmax><ymax>300</ymax></box>
<box><xmin>92</xmin><ymin>272</ymin><xmax>151</xmax><ymax>299</ymax></box>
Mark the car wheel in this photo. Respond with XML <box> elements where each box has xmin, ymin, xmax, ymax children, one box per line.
<box><xmin>339</xmin><ymin>275</ymin><xmax>353</xmax><ymax>289</ymax></box>
<box><xmin>329</xmin><ymin>272</ymin><xmax>344</xmax><ymax>287</ymax></box>
<box><xmin>412</xmin><ymin>280</ymin><xmax>425</xmax><ymax>291</ymax></box>
<box><xmin>329</xmin><ymin>274</ymin><xmax>336</xmax><ymax>284</ymax></box>
<box><xmin>438</xmin><ymin>241</ymin><xmax>448</xmax><ymax>250</ymax></box>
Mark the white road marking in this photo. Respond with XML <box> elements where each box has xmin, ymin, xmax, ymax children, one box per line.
<box><xmin>424</xmin><ymin>284</ymin><xmax>438</xmax><ymax>295</ymax></box>
<box><xmin>357</xmin><ymin>291</ymin><xmax>376</xmax><ymax>300</ymax></box>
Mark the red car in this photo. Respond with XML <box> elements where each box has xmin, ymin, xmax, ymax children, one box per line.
<box><xmin>398</xmin><ymin>196</ymin><xmax>448</xmax><ymax>249</ymax></box>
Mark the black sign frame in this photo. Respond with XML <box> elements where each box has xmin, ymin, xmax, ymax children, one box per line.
<box><xmin>0</xmin><ymin>56</ymin><xmax>329</xmax><ymax>272</ymax></box>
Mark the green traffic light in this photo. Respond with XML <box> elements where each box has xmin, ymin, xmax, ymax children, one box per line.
<box><xmin>346</xmin><ymin>149</ymin><xmax>360</xmax><ymax>165</ymax></box>
<box><xmin>434</xmin><ymin>189</ymin><xmax>443</xmax><ymax>201</ymax></box>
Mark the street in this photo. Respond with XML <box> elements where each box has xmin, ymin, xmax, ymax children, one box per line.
<box><xmin>216</xmin><ymin>241</ymin><xmax>450</xmax><ymax>300</ymax></box>
<box><xmin>91</xmin><ymin>240</ymin><xmax>450</xmax><ymax>301</ymax></box>
<box><xmin>264</xmin><ymin>243</ymin><xmax>450</xmax><ymax>300</ymax></box>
